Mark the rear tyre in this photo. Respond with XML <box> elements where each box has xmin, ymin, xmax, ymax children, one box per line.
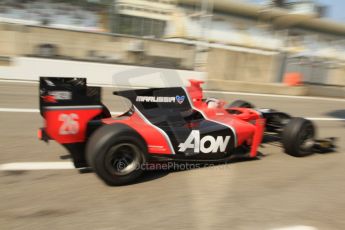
<box><xmin>86</xmin><ymin>124</ymin><xmax>147</xmax><ymax>186</ymax></box>
<box><xmin>227</xmin><ymin>100</ymin><xmax>254</xmax><ymax>108</ymax></box>
<box><xmin>282</xmin><ymin>117</ymin><xmax>315</xmax><ymax>157</ymax></box>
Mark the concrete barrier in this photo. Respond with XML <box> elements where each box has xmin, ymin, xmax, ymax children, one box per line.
<box><xmin>306</xmin><ymin>85</ymin><xmax>345</xmax><ymax>98</ymax></box>
<box><xmin>0</xmin><ymin>57</ymin><xmax>205</xmax><ymax>87</ymax></box>
<box><xmin>205</xmin><ymin>79</ymin><xmax>345</xmax><ymax>98</ymax></box>
<box><xmin>205</xmin><ymin>79</ymin><xmax>308</xmax><ymax>96</ymax></box>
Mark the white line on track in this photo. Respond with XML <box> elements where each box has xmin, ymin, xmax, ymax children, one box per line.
<box><xmin>0</xmin><ymin>162</ymin><xmax>75</xmax><ymax>171</ymax></box>
<box><xmin>1</xmin><ymin>108</ymin><xmax>344</xmax><ymax>121</ymax></box>
<box><xmin>313</xmin><ymin>118</ymin><xmax>345</xmax><ymax>121</ymax></box>
<box><xmin>307</xmin><ymin>117</ymin><xmax>345</xmax><ymax>121</ymax></box>
<box><xmin>270</xmin><ymin>226</ymin><xmax>318</xmax><ymax>230</ymax></box>
<box><xmin>0</xmin><ymin>108</ymin><xmax>39</xmax><ymax>113</ymax></box>
<box><xmin>0</xmin><ymin>108</ymin><xmax>122</xmax><ymax>115</ymax></box>
<box><xmin>0</xmin><ymin>79</ymin><xmax>39</xmax><ymax>84</ymax></box>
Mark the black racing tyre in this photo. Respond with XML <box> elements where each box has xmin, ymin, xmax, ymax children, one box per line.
<box><xmin>227</xmin><ymin>100</ymin><xmax>254</xmax><ymax>108</ymax></box>
<box><xmin>282</xmin><ymin>117</ymin><xmax>315</xmax><ymax>157</ymax></box>
<box><xmin>86</xmin><ymin>124</ymin><xmax>147</xmax><ymax>186</ymax></box>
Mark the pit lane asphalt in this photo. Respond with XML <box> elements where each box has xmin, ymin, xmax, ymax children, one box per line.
<box><xmin>0</xmin><ymin>82</ymin><xmax>344</xmax><ymax>230</ymax></box>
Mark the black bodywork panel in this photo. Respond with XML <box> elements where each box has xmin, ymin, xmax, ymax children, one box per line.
<box><xmin>116</xmin><ymin>87</ymin><xmax>236</xmax><ymax>160</ymax></box>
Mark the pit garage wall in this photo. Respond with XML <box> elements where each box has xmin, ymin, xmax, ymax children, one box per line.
<box><xmin>0</xmin><ymin>57</ymin><xmax>206</xmax><ymax>87</ymax></box>
<box><xmin>206</xmin><ymin>48</ymin><xmax>279</xmax><ymax>83</ymax></box>
<box><xmin>1</xmin><ymin>23</ymin><xmax>343</xmax><ymax>88</ymax></box>
<box><xmin>284</xmin><ymin>56</ymin><xmax>345</xmax><ymax>86</ymax></box>
<box><xmin>0</xmin><ymin>23</ymin><xmax>196</xmax><ymax>70</ymax></box>
<box><xmin>206</xmin><ymin>47</ymin><xmax>345</xmax><ymax>87</ymax></box>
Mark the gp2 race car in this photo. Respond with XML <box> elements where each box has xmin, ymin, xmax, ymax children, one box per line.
<box><xmin>38</xmin><ymin>77</ymin><xmax>336</xmax><ymax>185</ymax></box>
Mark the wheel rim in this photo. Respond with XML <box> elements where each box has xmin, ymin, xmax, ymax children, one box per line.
<box><xmin>299</xmin><ymin>123</ymin><xmax>315</xmax><ymax>152</ymax></box>
<box><xmin>105</xmin><ymin>143</ymin><xmax>141</xmax><ymax>176</ymax></box>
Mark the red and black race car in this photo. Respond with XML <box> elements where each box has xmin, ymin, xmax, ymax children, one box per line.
<box><xmin>38</xmin><ymin>77</ymin><xmax>335</xmax><ymax>185</ymax></box>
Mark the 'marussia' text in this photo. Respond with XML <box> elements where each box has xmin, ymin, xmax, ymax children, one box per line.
<box><xmin>136</xmin><ymin>96</ymin><xmax>176</xmax><ymax>103</ymax></box>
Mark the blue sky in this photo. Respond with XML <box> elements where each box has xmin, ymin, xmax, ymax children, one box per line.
<box><xmin>316</xmin><ymin>0</ymin><xmax>344</xmax><ymax>23</ymax></box>
<box><xmin>248</xmin><ymin>0</ymin><xmax>345</xmax><ymax>23</ymax></box>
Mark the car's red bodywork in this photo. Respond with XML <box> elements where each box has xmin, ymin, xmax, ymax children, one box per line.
<box><xmin>42</xmin><ymin>79</ymin><xmax>265</xmax><ymax>158</ymax></box>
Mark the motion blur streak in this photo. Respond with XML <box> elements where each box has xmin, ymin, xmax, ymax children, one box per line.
<box><xmin>0</xmin><ymin>0</ymin><xmax>344</xmax><ymax>228</ymax></box>
<box><xmin>0</xmin><ymin>162</ymin><xmax>75</xmax><ymax>171</ymax></box>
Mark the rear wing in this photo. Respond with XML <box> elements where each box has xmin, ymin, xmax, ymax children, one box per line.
<box><xmin>39</xmin><ymin>77</ymin><xmax>102</xmax><ymax>115</ymax></box>
<box><xmin>39</xmin><ymin>77</ymin><xmax>109</xmax><ymax>144</ymax></box>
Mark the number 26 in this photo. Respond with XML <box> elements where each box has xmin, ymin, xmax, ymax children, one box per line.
<box><xmin>59</xmin><ymin>113</ymin><xmax>79</xmax><ymax>135</ymax></box>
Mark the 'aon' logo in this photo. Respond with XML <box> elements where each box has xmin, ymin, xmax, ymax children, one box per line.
<box><xmin>178</xmin><ymin>130</ymin><xmax>231</xmax><ymax>154</ymax></box>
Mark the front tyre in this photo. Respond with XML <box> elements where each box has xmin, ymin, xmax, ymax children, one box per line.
<box><xmin>282</xmin><ymin>117</ymin><xmax>315</xmax><ymax>157</ymax></box>
<box><xmin>86</xmin><ymin>124</ymin><xmax>147</xmax><ymax>186</ymax></box>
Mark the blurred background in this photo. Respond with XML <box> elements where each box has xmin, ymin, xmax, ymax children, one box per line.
<box><xmin>0</xmin><ymin>0</ymin><xmax>344</xmax><ymax>95</ymax></box>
